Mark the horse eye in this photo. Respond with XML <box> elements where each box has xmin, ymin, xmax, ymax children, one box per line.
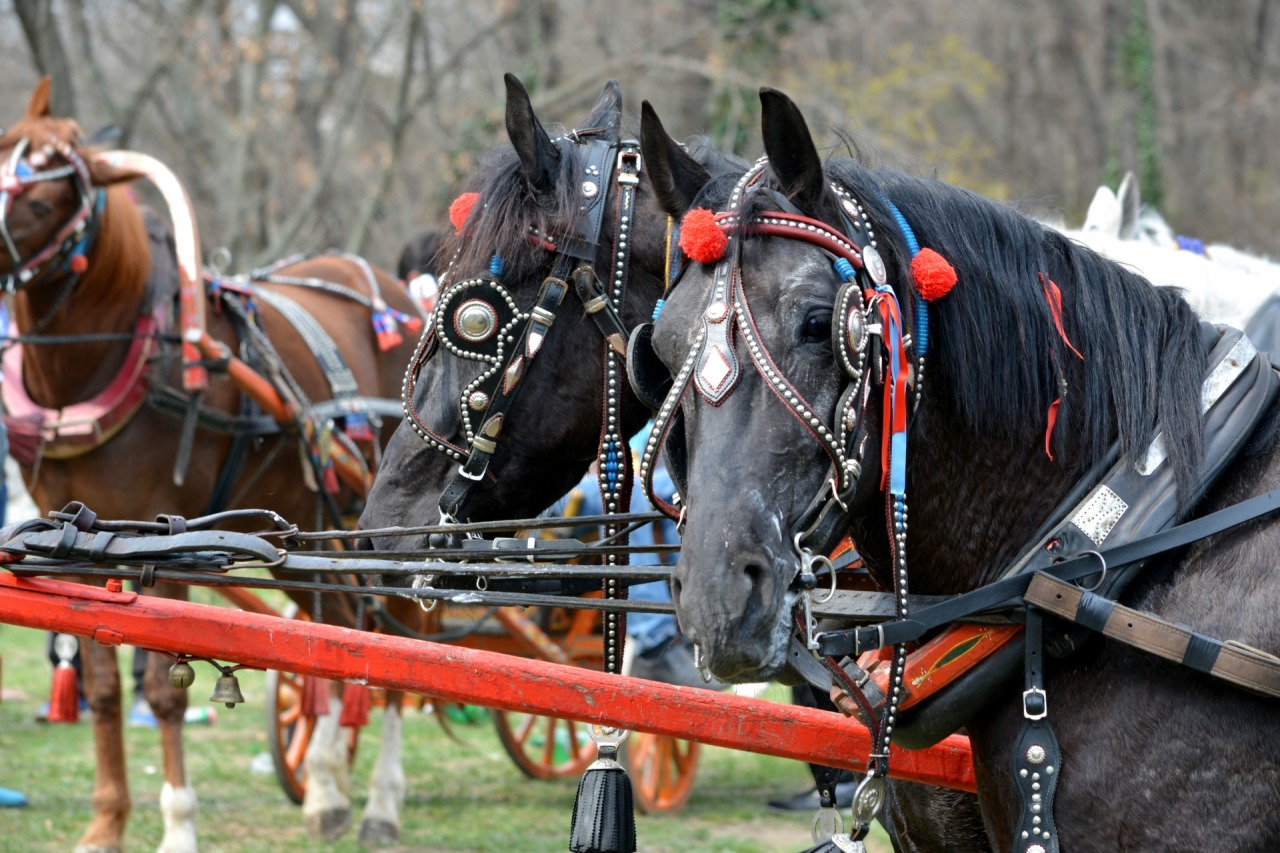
<box><xmin>27</xmin><ymin>200</ymin><xmax>53</xmax><ymax>216</ymax></box>
<box><xmin>802</xmin><ymin>312</ymin><xmax>832</xmax><ymax>343</ymax></box>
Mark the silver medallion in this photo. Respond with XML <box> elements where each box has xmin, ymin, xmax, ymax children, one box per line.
<box><xmin>705</xmin><ymin>301</ymin><xmax>728</xmax><ymax>323</ymax></box>
<box><xmin>846</xmin><ymin>307</ymin><xmax>867</xmax><ymax>355</ymax></box>
<box><xmin>1025</xmin><ymin>744</ymin><xmax>1046</xmax><ymax>765</ymax></box>
<box><xmin>582</xmin><ymin>180</ymin><xmax>599</xmax><ymax>200</ymax></box>
<box><xmin>468</xmin><ymin>391</ymin><xmax>490</xmax><ymax>411</ymax></box>
<box><xmin>455</xmin><ymin>300</ymin><xmax>498</xmax><ymax>343</ymax></box>
<box><xmin>863</xmin><ymin>245</ymin><xmax>887</xmax><ymax>286</ymax></box>
<box><xmin>841</xmin><ymin>198</ymin><xmax>857</xmax><ymax>218</ymax></box>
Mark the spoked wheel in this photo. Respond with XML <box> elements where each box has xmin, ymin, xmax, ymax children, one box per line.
<box><xmin>624</xmin><ymin>733</ymin><xmax>700</xmax><ymax>814</ymax></box>
<box><xmin>265</xmin><ymin>603</ymin><xmax>358</xmax><ymax>804</ymax></box>
<box><xmin>490</xmin><ymin>709</ymin><xmax>596</xmax><ymax>779</ymax></box>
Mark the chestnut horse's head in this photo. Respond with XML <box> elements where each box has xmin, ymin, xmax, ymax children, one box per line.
<box><xmin>0</xmin><ymin>77</ymin><xmax>142</xmax><ymax>293</ymax></box>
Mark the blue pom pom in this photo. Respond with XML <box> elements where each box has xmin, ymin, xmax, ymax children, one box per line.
<box><xmin>652</xmin><ymin>299</ymin><xmax>666</xmax><ymax>321</ymax></box>
<box><xmin>833</xmin><ymin>258</ymin><xmax>856</xmax><ymax>282</ymax></box>
<box><xmin>490</xmin><ymin>255</ymin><xmax>505</xmax><ymax>276</ymax></box>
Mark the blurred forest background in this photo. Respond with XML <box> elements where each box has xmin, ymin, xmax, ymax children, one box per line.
<box><xmin>2</xmin><ymin>0</ymin><xmax>1277</xmax><ymax>273</ymax></box>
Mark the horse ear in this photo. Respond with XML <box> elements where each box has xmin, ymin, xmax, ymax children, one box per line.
<box><xmin>26</xmin><ymin>77</ymin><xmax>53</xmax><ymax>119</ymax></box>
<box><xmin>504</xmin><ymin>73</ymin><xmax>559</xmax><ymax>194</ymax></box>
<box><xmin>1082</xmin><ymin>186</ymin><xmax>1121</xmax><ymax>238</ymax></box>
<box><xmin>87</xmin><ymin>158</ymin><xmax>144</xmax><ymax>187</ymax></box>
<box><xmin>1117</xmin><ymin>171</ymin><xmax>1140</xmax><ymax>240</ymax></box>
<box><xmin>640</xmin><ymin>101</ymin><xmax>710</xmax><ymax>219</ymax></box>
<box><xmin>579</xmin><ymin>79</ymin><xmax>622</xmax><ymax>141</ymax></box>
<box><xmin>759</xmin><ymin>87</ymin><xmax>841</xmax><ymax>225</ymax></box>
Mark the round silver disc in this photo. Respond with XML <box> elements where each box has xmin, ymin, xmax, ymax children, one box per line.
<box><xmin>468</xmin><ymin>391</ymin><xmax>490</xmax><ymax>411</ymax></box>
<box><xmin>582</xmin><ymin>180</ymin><xmax>599</xmax><ymax>199</ymax></box>
<box><xmin>863</xmin><ymin>245</ymin><xmax>887</xmax><ymax>286</ymax></box>
<box><xmin>455</xmin><ymin>300</ymin><xmax>498</xmax><ymax>343</ymax></box>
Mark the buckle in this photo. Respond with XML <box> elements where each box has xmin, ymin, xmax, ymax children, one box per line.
<box><xmin>617</xmin><ymin>149</ymin><xmax>641</xmax><ymax>185</ymax></box>
<box><xmin>1022</xmin><ymin>687</ymin><xmax>1048</xmax><ymax>720</ymax></box>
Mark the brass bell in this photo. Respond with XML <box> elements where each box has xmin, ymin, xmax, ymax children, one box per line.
<box><xmin>168</xmin><ymin>661</ymin><xmax>196</xmax><ymax>690</ymax></box>
<box><xmin>209</xmin><ymin>672</ymin><xmax>245</xmax><ymax>708</ymax></box>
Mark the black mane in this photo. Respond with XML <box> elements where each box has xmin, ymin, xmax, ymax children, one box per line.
<box><xmin>441</xmin><ymin>130</ymin><xmax>745</xmax><ymax>291</ymax></box>
<box><xmin>697</xmin><ymin>156</ymin><xmax>1207</xmax><ymax>499</ymax></box>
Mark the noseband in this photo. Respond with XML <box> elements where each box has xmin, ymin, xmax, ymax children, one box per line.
<box><xmin>0</xmin><ymin>137</ymin><xmax>103</xmax><ymax>294</ymax></box>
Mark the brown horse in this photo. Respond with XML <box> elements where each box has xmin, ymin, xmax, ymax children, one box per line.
<box><xmin>1</xmin><ymin>78</ymin><xmax>423</xmax><ymax>851</ymax></box>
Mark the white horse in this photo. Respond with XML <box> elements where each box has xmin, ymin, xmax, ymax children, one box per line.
<box><xmin>1055</xmin><ymin>173</ymin><xmax>1280</xmax><ymax>336</ymax></box>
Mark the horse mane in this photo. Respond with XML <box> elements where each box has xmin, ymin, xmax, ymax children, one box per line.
<box><xmin>440</xmin><ymin>128</ymin><xmax>745</xmax><ymax>289</ymax></box>
<box><xmin>702</xmin><ymin>156</ymin><xmax>1207</xmax><ymax>501</ymax></box>
<box><xmin>80</xmin><ymin>185</ymin><xmax>151</xmax><ymax>314</ymax></box>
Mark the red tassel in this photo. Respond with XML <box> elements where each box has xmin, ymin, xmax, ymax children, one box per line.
<box><xmin>48</xmin><ymin>663</ymin><xmax>79</xmax><ymax>723</ymax></box>
<box><xmin>323</xmin><ymin>462</ymin><xmax>340</xmax><ymax>494</ymax></box>
<box><xmin>338</xmin><ymin>682</ymin><xmax>370</xmax><ymax>728</ymax></box>
<box><xmin>300</xmin><ymin>675</ymin><xmax>331</xmax><ymax>717</ymax></box>
<box><xmin>1045</xmin><ymin>398</ymin><xmax>1061</xmax><ymax>461</ymax></box>
<box><xmin>678</xmin><ymin>208</ymin><xmax>727</xmax><ymax>263</ymax></box>
<box><xmin>449</xmin><ymin>192</ymin><xmax>480</xmax><ymax>233</ymax></box>
<box><xmin>911</xmin><ymin>248</ymin><xmax>958</xmax><ymax>301</ymax></box>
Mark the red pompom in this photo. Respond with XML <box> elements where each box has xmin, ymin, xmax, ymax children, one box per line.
<box><xmin>68</xmin><ymin>254</ymin><xmax>88</xmax><ymax>274</ymax></box>
<box><xmin>911</xmin><ymin>248</ymin><xmax>957</xmax><ymax>301</ymax></box>
<box><xmin>678</xmin><ymin>208</ymin><xmax>727</xmax><ymax>264</ymax></box>
<box><xmin>449</xmin><ymin>192</ymin><xmax>480</xmax><ymax>233</ymax></box>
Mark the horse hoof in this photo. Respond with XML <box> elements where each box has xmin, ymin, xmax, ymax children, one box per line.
<box><xmin>306</xmin><ymin>807</ymin><xmax>352</xmax><ymax>841</ymax></box>
<box><xmin>358</xmin><ymin>818</ymin><xmax>401</xmax><ymax>847</ymax></box>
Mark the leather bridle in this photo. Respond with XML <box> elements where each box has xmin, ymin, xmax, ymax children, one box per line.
<box><xmin>631</xmin><ymin>158</ymin><xmax>915</xmax><ymax>839</ymax></box>
<box><xmin>0</xmin><ymin>136</ymin><xmax>104</xmax><ymax>295</ymax></box>
<box><xmin>400</xmin><ymin>132</ymin><xmax>640</xmax><ymax>520</ymax></box>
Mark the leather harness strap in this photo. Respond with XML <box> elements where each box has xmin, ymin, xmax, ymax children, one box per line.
<box><xmin>1025</xmin><ymin>571</ymin><xmax>1280</xmax><ymax>698</ymax></box>
<box><xmin>819</xmin><ymin>480</ymin><xmax>1280</xmax><ymax>658</ymax></box>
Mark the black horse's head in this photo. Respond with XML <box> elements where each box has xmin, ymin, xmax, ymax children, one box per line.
<box><xmin>361</xmin><ymin>77</ymin><xmax>735</xmax><ymax>545</ymax></box>
<box><xmin>650</xmin><ymin>88</ymin><xmax>1207</xmax><ymax>680</ymax></box>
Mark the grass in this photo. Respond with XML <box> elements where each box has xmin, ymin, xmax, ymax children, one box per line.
<box><xmin>0</xmin><ymin>594</ymin><xmax>893</xmax><ymax>853</ymax></box>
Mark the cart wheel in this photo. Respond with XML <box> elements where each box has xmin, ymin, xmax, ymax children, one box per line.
<box><xmin>490</xmin><ymin>709</ymin><xmax>596</xmax><ymax>779</ymax></box>
<box><xmin>623</xmin><ymin>732</ymin><xmax>700</xmax><ymax>814</ymax></box>
<box><xmin>266</xmin><ymin>604</ymin><xmax>358</xmax><ymax>804</ymax></box>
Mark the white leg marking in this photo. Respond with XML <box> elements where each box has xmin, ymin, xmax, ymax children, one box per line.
<box><xmin>302</xmin><ymin>699</ymin><xmax>351</xmax><ymax>818</ymax></box>
<box><xmin>157</xmin><ymin>782</ymin><xmax>199</xmax><ymax>853</ymax></box>
<box><xmin>361</xmin><ymin>704</ymin><xmax>405</xmax><ymax>828</ymax></box>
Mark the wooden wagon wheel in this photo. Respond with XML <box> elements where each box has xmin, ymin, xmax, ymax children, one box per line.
<box><xmin>490</xmin><ymin>709</ymin><xmax>597</xmax><ymax>779</ymax></box>
<box><xmin>623</xmin><ymin>732</ymin><xmax>700</xmax><ymax>813</ymax></box>
<box><xmin>265</xmin><ymin>603</ymin><xmax>358</xmax><ymax>804</ymax></box>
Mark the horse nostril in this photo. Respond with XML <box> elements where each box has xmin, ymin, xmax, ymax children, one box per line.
<box><xmin>670</xmin><ymin>576</ymin><xmax>683</xmax><ymax>603</ymax></box>
<box><xmin>743</xmin><ymin>561</ymin><xmax>765</xmax><ymax>589</ymax></box>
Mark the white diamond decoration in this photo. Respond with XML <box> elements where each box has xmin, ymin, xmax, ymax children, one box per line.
<box><xmin>700</xmin><ymin>346</ymin><xmax>732</xmax><ymax>392</ymax></box>
<box><xmin>1071</xmin><ymin>485</ymin><xmax>1128</xmax><ymax>546</ymax></box>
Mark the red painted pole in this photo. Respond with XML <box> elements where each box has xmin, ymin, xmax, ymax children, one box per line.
<box><xmin>0</xmin><ymin>574</ymin><xmax>975</xmax><ymax>791</ymax></box>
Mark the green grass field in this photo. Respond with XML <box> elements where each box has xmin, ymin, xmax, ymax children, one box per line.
<box><xmin>0</xmin><ymin>596</ymin><xmax>892</xmax><ymax>853</ymax></box>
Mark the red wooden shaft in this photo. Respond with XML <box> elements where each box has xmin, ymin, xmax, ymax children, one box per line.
<box><xmin>0</xmin><ymin>574</ymin><xmax>975</xmax><ymax>791</ymax></box>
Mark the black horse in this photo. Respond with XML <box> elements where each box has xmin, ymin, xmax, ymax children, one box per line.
<box><xmin>648</xmin><ymin>86</ymin><xmax>1280</xmax><ymax>851</ymax></box>
<box><xmin>360</xmin><ymin>72</ymin><xmax>992</xmax><ymax>852</ymax></box>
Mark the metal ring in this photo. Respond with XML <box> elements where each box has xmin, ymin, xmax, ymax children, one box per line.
<box><xmin>476</xmin><ymin>576</ymin><xmax>488</xmax><ymax>591</ymax></box>
<box><xmin>1074</xmin><ymin>549</ymin><xmax>1109</xmax><ymax>592</ymax></box>
<box><xmin>411</xmin><ymin>573</ymin><xmax>439</xmax><ymax>613</ymax></box>
<box><xmin>811</xmin><ymin>554</ymin><xmax>838</xmax><ymax>604</ymax></box>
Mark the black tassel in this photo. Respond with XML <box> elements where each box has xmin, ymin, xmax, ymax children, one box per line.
<box><xmin>569</xmin><ymin>744</ymin><xmax>636</xmax><ymax>853</ymax></box>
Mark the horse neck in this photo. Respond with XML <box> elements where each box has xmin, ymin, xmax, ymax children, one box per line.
<box><xmin>14</xmin><ymin>186</ymin><xmax>151</xmax><ymax>410</ymax></box>
<box><xmin>892</xmin><ymin>397</ymin><xmax>1087</xmax><ymax>596</ymax></box>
